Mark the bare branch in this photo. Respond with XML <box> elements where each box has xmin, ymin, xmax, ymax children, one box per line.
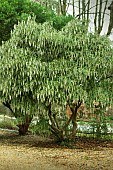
<box><xmin>75</xmin><ymin>11</ymin><xmax>109</xmax><ymax>19</ymax></box>
<box><xmin>101</xmin><ymin>0</ymin><xmax>108</xmax><ymax>30</ymax></box>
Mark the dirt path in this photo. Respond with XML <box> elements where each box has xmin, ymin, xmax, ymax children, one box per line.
<box><xmin>0</xmin><ymin>130</ymin><xmax>113</xmax><ymax>170</ymax></box>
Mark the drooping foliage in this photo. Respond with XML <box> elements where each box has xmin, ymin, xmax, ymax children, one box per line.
<box><xmin>0</xmin><ymin>0</ymin><xmax>73</xmax><ymax>45</ymax></box>
<box><xmin>0</xmin><ymin>17</ymin><xmax>113</xmax><ymax>138</ymax></box>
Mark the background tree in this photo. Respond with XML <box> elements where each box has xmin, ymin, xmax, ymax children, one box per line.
<box><xmin>39</xmin><ymin>0</ymin><xmax>111</xmax><ymax>36</ymax></box>
<box><xmin>75</xmin><ymin>0</ymin><xmax>109</xmax><ymax>35</ymax></box>
<box><xmin>0</xmin><ymin>0</ymin><xmax>30</xmax><ymax>45</ymax></box>
<box><xmin>36</xmin><ymin>0</ymin><xmax>69</xmax><ymax>16</ymax></box>
<box><xmin>35</xmin><ymin>0</ymin><xmax>59</xmax><ymax>12</ymax></box>
<box><xmin>0</xmin><ymin>17</ymin><xmax>113</xmax><ymax>141</ymax></box>
<box><xmin>0</xmin><ymin>0</ymin><xmax>73</xmax><ymax>45</ymax></box>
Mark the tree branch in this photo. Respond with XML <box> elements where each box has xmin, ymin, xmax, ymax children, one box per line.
<box><xmin>75</xmin><ymin>0</ymin><xmax>109</xmax><ymax>19</ymax></box>
<box><xmin>2</xmin><ymin>101</ymin><xmax>14</xmax><ymax>113</ymax></box>
<box><xmin>63</xmin><ymin>99</ymin><xmax>82</xmax><ymax>130</ymax></box>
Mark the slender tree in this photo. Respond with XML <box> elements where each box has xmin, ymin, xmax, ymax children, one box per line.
<box><xmin>43</xmin><ymin>0</ymin><xmax>110</xmax><ymax>35</ymax></box>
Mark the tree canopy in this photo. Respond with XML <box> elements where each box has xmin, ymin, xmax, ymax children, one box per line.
<box><xmin>0</xmin><ymin>16</ymin><xmax>113</xmax><ymax>137</ymax></box>
<box><xmin>1</xmin><ymin>16</ymin><xmax>113</xmax><ymax>109</ymax></box>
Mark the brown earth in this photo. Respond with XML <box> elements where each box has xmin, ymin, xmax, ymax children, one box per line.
<box><xmin>0</xmin><ymin>130</ymin><xmax>113</xmax><ymax>170</ymax></box>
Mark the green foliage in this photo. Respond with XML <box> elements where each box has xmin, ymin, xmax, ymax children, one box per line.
<box><xmin>30</xmin><ymin>118</ymin><xmax>50</xmax><ymax>137</ymax></box>
<box><xmin>0</xmin><ymin>17</ymin><xmax>113</xmax><ymax>138</ymax></box>
<box><xmin>0</xmin><ymin>0</ymin><xmax>29</xmax><ymax>44</ymax></box>
<box><xmin>52</xmin><ymin>15</ymin><xmax>73</xmax><ymax>30</ymax></box>
<box><xmin>0</xmin><ymin>0</ymin><xmax>73</xmax><ymax>45</ymax></box>
<box><xmin>0</xmin><ymin>119</ymin><xmax>17</xmax><ymax>130</ymax></box>
<box><xmin>1</xmin><ymin>17</ymin><xmax>113</xmax><ymax>107</ymax></box>
<box><xmin>29</xmin><ymin>0</ymin><xmax>55</xmax><ymax>23</ymax></box>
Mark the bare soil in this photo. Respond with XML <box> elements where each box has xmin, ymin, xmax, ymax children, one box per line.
<box><xmin>0</xmin><ymin>130</ymin><xmax>113</xmax><ymax>170</ymax></box>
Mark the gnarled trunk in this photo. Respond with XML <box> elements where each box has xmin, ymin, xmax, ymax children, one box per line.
<box><xmin>17</xmin><ymin>115</ymin><xmax>33</xmax><ymax>135</ymax></box>
<box><xmin>47</xmin><ymin>100</ymin><xmax>82</xmax><ymax>145</ymax></box>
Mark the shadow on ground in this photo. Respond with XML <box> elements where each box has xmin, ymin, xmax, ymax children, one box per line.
<box><xmin>0</xmin><ymin>129</ymin><xmax>113</xmax><ymax>150</ymax></box>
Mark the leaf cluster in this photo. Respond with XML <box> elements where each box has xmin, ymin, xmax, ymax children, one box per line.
<box><xmin>0</xmin><ymin>17</ymin><xmax>113</xmax><ymax>114</ymax></box>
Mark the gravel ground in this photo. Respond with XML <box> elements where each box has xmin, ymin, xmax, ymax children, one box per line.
<box><xmin>0</xmin><ymin>130</ymin><xmax>113</xmax><ymax>170</ymax></box>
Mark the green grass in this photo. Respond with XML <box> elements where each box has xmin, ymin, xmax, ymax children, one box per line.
<box><xmin>29</xmin><ymin>120</ymin><xmax>51</xmax><ymax>137</ymax></box>
<box><xmin>0</xmin><ymin>120</ymin><xmax>17</xmax><ymax>130</ymax></box>
<box><xmin>76</xmin><ymin>132</ymin><xmax>113</xmax><ymax>141</ymax></box>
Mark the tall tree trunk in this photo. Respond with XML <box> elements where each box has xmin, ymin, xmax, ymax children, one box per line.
<box><xmin>87</xmin><ymin>0</ymin><xmax>91</xmax><ymax>21</ymax></box>
<box><xmin>94</xmin><ymin>0</ymin><xmax>99</xmax><ymax>32</ymax></box>
<box><xmin>72</xmin><ymin>0</ymin><xmax>75</xmax><ymax>16</ymax></box>
<box><xmin>82</xmin><ymin>0</ymin><xmax>85</xmax><ymax>19</ymax></box>
<box><xmin>78</xmin><ymin>0</ymin><xmax>81</xmax><ymax>19</ymax></box>
<box><xmin>98</xmin><ymin>0</ymin><xmax>102</xmax><ymax>34</ymax></box>
<box><xmin>94</xmin><ymin>0</ymin><xmax>108</xmax><ymax>34</ymax></box>
<box><xmin>107</xmin><ymin>1</ymin><xmax>113</xmax><ymax>35</ymax></box>
<box><xmin>59</xmin><ymin>0</ymin><xmax>67</xmax><ymax>15</ymax></box>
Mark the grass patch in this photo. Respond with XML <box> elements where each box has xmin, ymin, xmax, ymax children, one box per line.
<box><xmin>29</xmin><ymin>118</ymin><xmax>51</xmax><ymax>137</ymax></box>
<box><xmin>77</xmin><ymin>132</ymin><xmax>113</xmax><ymax>141</ymax></box>
<box><xmin>0</xmin><ymin>120</ymin><xmax>17</xmax><ymax>130</ymax></box>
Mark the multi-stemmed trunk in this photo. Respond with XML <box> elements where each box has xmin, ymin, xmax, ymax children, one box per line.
<box><xmin>47</xmin><ymin>100</ymin><xmax>82</xmax><ymax>144</ymax></box>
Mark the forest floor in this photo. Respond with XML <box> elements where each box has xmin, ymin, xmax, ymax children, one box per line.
<box><xmin>0</xmin><ymin>130</ymin><xmax>113</xmax><ymax>170</ymax></box>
